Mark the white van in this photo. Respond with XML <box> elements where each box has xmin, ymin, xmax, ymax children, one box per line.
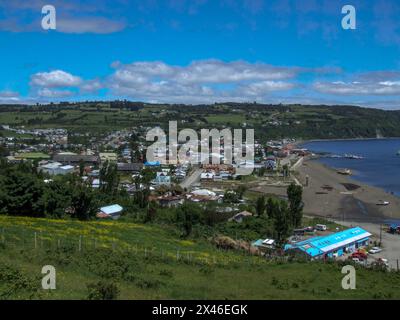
<box><xmin>316</xmin><ymin>224</ymin><xmax>327</xmax><ymax>231</ymax></box>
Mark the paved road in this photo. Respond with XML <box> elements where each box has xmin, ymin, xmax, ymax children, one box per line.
<box><xmin>180</xmin><ymin>168</ymin><xmax>202</xmax><ymax>190</ymax></box>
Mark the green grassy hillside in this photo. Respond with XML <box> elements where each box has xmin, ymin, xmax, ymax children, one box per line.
<box><xmin>0</xmin><ymin>216</ymin><xmax>399</xmax><ymax>300</ymax></box>
<box><xmin>1</xmin><ymin>102</ymin><xmax>400</xmax><ymax>139</ymax></box>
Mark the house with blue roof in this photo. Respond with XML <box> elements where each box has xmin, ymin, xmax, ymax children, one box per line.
<box><xmin>144</xmin><ymin>161</ymin><xmax>161</xmax><ymax>167</ymax></box>
<box><xmin>285</xmin><ymin>227</ymin><xmax>371</xmax><ymax>260</ymax></box>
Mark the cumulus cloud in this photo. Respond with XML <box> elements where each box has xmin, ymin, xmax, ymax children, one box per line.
<box><xmin>30</xmin><ymin>70</ymin><xmax>82</xmax><ymax>88</ymax></box>
<box><xmin>111</xmin><ymin>60</ymin><xmax>297</xmax><ymax>84</ymax></box>
<box><xmin>21</xmin><ymin>60</ymin><xmax>400</xmax><ymax>107</ymax></box>
<box><xmin>106</xmin><ymin>59</ymin><xmax>303</xmax><ymax>102</ymax></box>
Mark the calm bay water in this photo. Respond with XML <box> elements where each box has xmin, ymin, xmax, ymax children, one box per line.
<box><xmin>302</xmin><ymin>139</ymin><xmax>400</xmax><ymax>196</ymax></box>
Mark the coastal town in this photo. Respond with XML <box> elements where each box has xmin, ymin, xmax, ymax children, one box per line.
<box><xmin>1</xmin><ymin>111</ymin><xmax>399</xmax><ymax>272</ymax></box>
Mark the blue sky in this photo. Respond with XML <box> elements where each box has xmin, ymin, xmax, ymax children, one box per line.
<box><xmin>0</xmin><ymin>0</ymin><xmax>400</xmax><ymax>109</ymax></box>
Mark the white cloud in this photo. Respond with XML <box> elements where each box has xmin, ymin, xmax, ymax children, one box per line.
<box><xmin>107</xmin><ymin>59</ymin><xmax>299</xmax><ymax>103</ymax></box>
<box><xmin>112</xmin><ymin>59</ymin><xmax>297</xmax><ymax>84</ymax></box>
<box><xmin>238</xmin><ymin>80</ymin><xmax>295</xmax><ymax>96</ymax></box>
<box><xmin>314</xmin><ymin>80</ymin><xmax>400</xmax><ymax>96</ymax></box>
<box><xmin>57</xmin><ymin>17</ymin><xmax>126</xmax><ymax>34</ymax></box>
<box><xmin>31</xmin><ymin>70</ymin><xmax>82</xmax><ymax>88</ymax></box>
<box><xmin>80</xmin><ymin>79</ymin><xmax>103</xmax><ymax>93</ymax></box>
<box><xmin>0</xmin><ymin>90</ymin><xmax>20</xmax><ymax>98</ymax></box>
<box><xmin>37</xmin><ymin>88</ymin><xmax>74</xmax><ymax>98</ymax></box>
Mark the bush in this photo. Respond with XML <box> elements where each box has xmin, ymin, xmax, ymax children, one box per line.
<box><xmin>87</xmin><ymin>280</ymin><xmax>120</xmax><ymax>300</ymax></box>
<box><xmin>212</xmin><ymin>235</ymin><xmax>237</xmax><ymax>250</ymax></box>
<box><xmin>135</xmin><ymin>277</ymin><xmax>163</xmax><ymax>289</ymax></box>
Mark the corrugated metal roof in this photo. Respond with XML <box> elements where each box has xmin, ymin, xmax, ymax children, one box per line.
<box><xmin>100</xmin><ymin>204</ymin><xmax>123</xmax><ymax>215</ymax></box>
<box><xmin>285</xmin><ymin>227</ymin><xmax>371</xmax><ymax>257</ymax></box>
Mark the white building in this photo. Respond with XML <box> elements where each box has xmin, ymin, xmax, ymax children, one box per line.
<box><xmin>39</xmin><ymin>162</ymin><xmax>74</xmax><ymax>175</ymax></box>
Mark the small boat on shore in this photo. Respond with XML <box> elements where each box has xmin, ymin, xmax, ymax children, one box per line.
<box><xmin>376</xmin><ymin>200</ymin><xmax>390</xmax><ymax>206</ymax></box>
<box><xmin>337</xmin><ymin>168</ymin><xmax>352</xmax><ymax>175</ymax></box>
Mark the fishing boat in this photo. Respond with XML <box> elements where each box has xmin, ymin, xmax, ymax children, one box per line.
<box><xmin>337</xmin><ymin>168</ymin><xmax>352</xmax><ymax>175</ymax></box>
<box><xmin>344</xmin><ymin>154</ymin><xmax>364</xmax><ymax>159</ymax></box>
<box><xmin>376</xmin><ymin>200</ymin><xmax>390</xmax><ymax>206</ymax></box>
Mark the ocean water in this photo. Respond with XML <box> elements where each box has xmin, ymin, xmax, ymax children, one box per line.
<box><xmin>301</xmin><ymin>139</ymin><xmax>400</xmax><ymax>196</ymax></box>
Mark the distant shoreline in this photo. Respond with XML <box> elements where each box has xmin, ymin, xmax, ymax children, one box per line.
<box><xmin>298</xmin><ymin>137</ymin><xmax>400</xmax><ymax>146</ymax></box>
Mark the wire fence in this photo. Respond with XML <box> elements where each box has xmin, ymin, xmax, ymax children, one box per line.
<box><xmin>0</xmin><ymin>226</ymin><xmax>278</xmax><ymax>268</ymax></box>
<box><xmin>1</xmin><ymin>225</ymin><xmax>399</xmax><ymax>272</ymax></box>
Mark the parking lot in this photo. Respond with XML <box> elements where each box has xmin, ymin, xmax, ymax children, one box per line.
<box><xmin>335</xmin><ymin>220</ymin><xmax>400</xmax><ymax>270</ymax></box>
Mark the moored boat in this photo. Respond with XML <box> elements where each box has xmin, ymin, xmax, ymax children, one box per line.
<box><xmin>337</xmin><ymin>168</ymin><xmax>352</xmax><ymax>175</ymax></box>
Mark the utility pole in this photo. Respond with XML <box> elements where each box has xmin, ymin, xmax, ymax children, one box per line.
<box><xmin>379</xmin><ymin>224</ymin><xmax>382</xmax><ymax>246</ymax></box>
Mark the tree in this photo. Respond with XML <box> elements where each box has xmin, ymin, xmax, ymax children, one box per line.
<box><xmin>176</xmin><ymin>202</ymin><xmax>200</xmax><ymax>238</ymax></box>
<box><xmin>99</xmin><ymin>161</ymin><xmax>119</xmax><ymax>194</ymax></box>
<box><xmin>255</xmin><ymin>195</ymin><xmax>266</xmax><ymax>217</ymax></box>
<box><xmin>2</xmin><ymin>169</ymin><xmax>46</xmax><ymax>217</ymax></box>
<box><xmin>70</xmin><ymin>185</ymin><xmax>97</xmax><ymax>220</ymax></box>
<box><xmin>273</xmin><ymin>200</ymin><xmax>292</xmax><ymax>249</ymax></box>
<box><xmin>236</xmin><ymin>185</ymin><xmax>247</xmax><ymax>199</ymax></box>
<box><xmin>144</xmin><ymin>202</ymin><xmax>157</xmax><ymax>223</ymax></box>
<box><xmin>79</xmin><ymin>159</ymin><xmax>85</xmax><ymax>177</ymax></box>
<box><xmin>266</xmin><ymin>197</ymin><xmax>276</xmax><ymax>219</ymax></box>
<box><xmin>287</xmin><ymin>183</ymin><xmax>304</xmax><ymax>228</ymax></box>
<box><xmin>223</xmin><ymin>190</ymin><xmax>239</xmax><ymax>203</ymax></box>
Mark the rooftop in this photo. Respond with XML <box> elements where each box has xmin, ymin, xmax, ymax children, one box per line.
<box><xmin>285</xmin><ymin>227</ymin><xmax>372</xmax><ymax>257</ymax></box>
<box><xmin>100</xmin><ymin>204</ymin><xmax>123</xmax><ymax>215</ymax></box>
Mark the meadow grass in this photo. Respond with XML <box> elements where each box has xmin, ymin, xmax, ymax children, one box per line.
<box><xmin>1</xmin><ymin>215</ymin><xmax>400</xmax><ymax>299</ymax></box>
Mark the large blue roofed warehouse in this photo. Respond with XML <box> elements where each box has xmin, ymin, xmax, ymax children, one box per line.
<box><xmin>285</xmin><ymin>227</ymin><xmax>372</xmax><ymax>259</ymax></box>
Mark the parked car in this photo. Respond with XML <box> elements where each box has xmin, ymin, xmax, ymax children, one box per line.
<box><xmin>315</xmin><ymin>224</ymin><xmax>327</xmax><ymax>231</ymax></box>
<box><xmin>369</xmin><ymin>247</ymin><xmax>382</xmax><ymax>254</ymax></box>
<box><xmin>351</xmin><ymin>252</ymin><xmax>368</xmax><ymax>260</ymax></box>
<box><xmin>351</xmin><ymin>257</ymin><xmax>366</xmax><ymax>265</ymax></box>
<box><xmin>377</xmin><ymin>258</ymin><xmax>389</xmax><ymax>267</ymax></box>
<box><xmin>305</xmin><ymin>226</ymin><xmax>315</xmax><ymax>233</ymax></box>
<box><xmin>371</xmin><ymin>258</ymin><xmax>389</xmax><ymax>269</ymax></box>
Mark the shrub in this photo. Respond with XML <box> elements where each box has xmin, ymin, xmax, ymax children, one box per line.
<box><xmin>135</xmin><ymin>277</ymin><xmax>163</xmax><ymax>289</ymax></box>
<box><xmin>87</xmin><ymin>280</ymin><xmax>120</xmax><ymax>300</ymax></box>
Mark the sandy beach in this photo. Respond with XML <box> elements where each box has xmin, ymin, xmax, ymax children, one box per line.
<box><xmin>297</xmin><ymin>157</ymin><xmax>400</xmax><ymax>224</ymax></box>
